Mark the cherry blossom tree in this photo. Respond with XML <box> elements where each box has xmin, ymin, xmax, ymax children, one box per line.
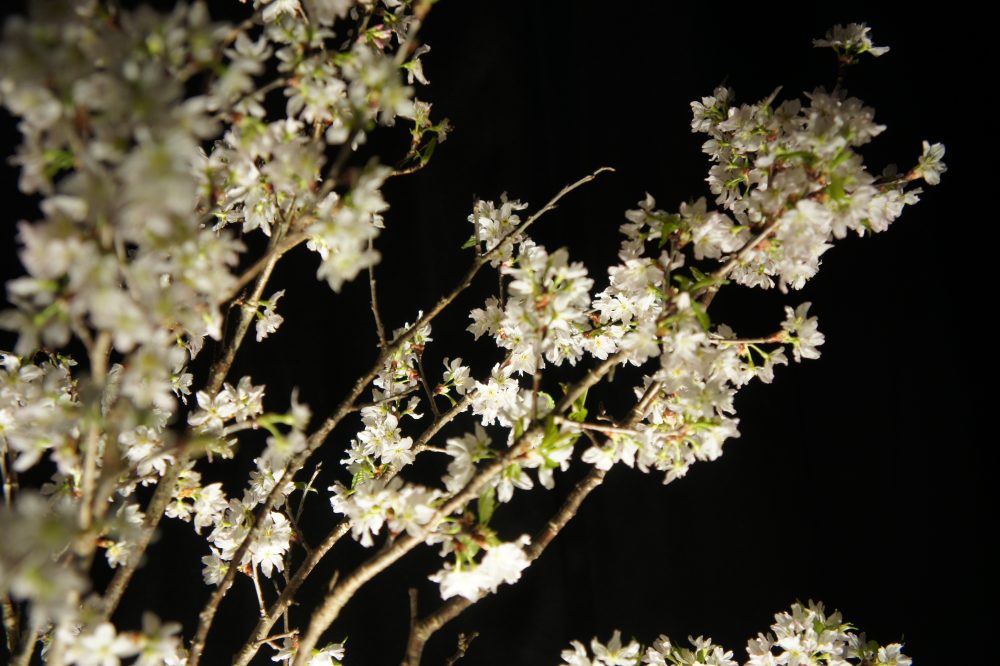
<box><xmin>0</xmin><ymin>2</ymin><xmax>957</xmax><ymax>666</ymax></box>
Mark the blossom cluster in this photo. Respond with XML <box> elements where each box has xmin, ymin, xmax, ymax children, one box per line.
<box><xmin>0</xmin><ymin>6</ymin><xmax>939</xmax><ymax>666</ymax></box>
<box><xmin>559</xmin><ymin>602</ymin><xmax>911</xmax><ymax>666</ymax></box>
<box><xmin>0</xmin><ymin>0</ymin><xmax>441</xmax><ymax>662</ymax></box>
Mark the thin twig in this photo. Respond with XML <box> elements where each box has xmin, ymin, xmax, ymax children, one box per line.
<box><xmin>551</xmin><ymin>417</ymin><xmax>641</xmax><ymax>437</ymax></box>
<box><xmin>79</xmin><ymin>331</ymin><xmax>111</xmax><ymax>532</ymax></box>
<box><xmin>2</xmin><ymin>593</ymin><xmax>19</xmax><ymax>657</ymax></box>
<box><xmin>231</xmin><ymin>395</ymin><xmax>472</xmax><ymax>666</ymax></box>
<box><xmin>386</xmin><ymin>167</ymin><xmax>616</xmax><ymax>374</ymax></box>
<box><xmin>708</xmin><ymin>332</ymin><xmax>786</xmax><ymax>346</ymax></box>
<box><xmin>444</xmin><ymin>632</ymin><xmax>479</xmax><ymax>666</ymax></box>
<box><xmin>294</xmin><ymin>463</ymin><xmax>323</xmax><ymax>526</ymax></box>
<box><xmin>284</xmin><ymin>506</ymin><xmax>313</xmax><ymax>559</ymax></box>
<box><xmin>699</xmin><ymin>216</ymin><xmax>782</xmax><ymax>308</ymax></box>
<box><xmin>0</xmin><ymin>436</ymin><xmax>15</xmax><ymax>508</ymax></box>
<box><xmin>254</xmin><ymin>630</ymin><xmax>299</xmax><ymax>648</ymax></box>
<box><xmin>414</xmin><ymin>353</ymin><xmax>441</xmax><ymax>419</ymax></box>
<box><xmin>10</xmin><ymin>618</ymin><xmax>37</xmax><ymax>666</ymax></box>
<box><xmin>222</xmin><ymin>233</ymin><xmax>308</xmax><ymax>303</ymax></box>
<box><xmin>293</xmin><ymin>352</ymin><xmax>624</xmax><ymax>665</ymax></box>
<box><xmin>399</xmin><ymin>380</ymin><xmax>661</xmax><ymax>666</ymax></box>
<box><xmin>251</xmin><ymin>566</ymin><xmax>267</xmax><ymax>618</ymax></box>
<box><xmin>368</xmin><ymin>237</ymin><xmax>389</xmax><ymax>351</ymax></box>
<box><xmin>176</xmin><ymin>5</ymin><xmax>266</xmax><ymax>81</ymax></box>
<box><xmin>100</xmin><ymin>217</ymin><xmax>291</xmax><ymax>623</ymax></box>
<box><xmin>349</xmin><ymin>385</ymin><xmax>420</xmax><ymax>413</ymax></box>
<box><xmin>233</xmin><ymin>171</ymin><xmax>611</xmax><ymax>666</ymax></box>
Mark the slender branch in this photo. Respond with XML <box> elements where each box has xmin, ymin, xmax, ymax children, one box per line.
<box><xmin>100</xmin><ymin>219</ymin><xmax>290</xmax><ymax>622</ymax></box>
<box><xmin>232</xmin><ymin>522</ymin><xmax>351</xmax><ymax>666</ymax></box>
<box><xmin>368</xmin><ymin>237</ymin><xmax>389</xmax><ymax>351</ymax></box>
<box><xmin>216</xmin><ymin>171</ymin><xmax>610</xmax><ymax>666</ymax></box>
<box><xmin>98</xmin><ymin>461</ymin><xmax>182</xmax><ymax>619</ymax></box>
<box><xmin>401</xmin><ymin>464</ymin><xmax>608</xmax><ymax>666</ymax></box>
<box><xmin>391</xmin><ymin>161</ymin><xmax>432</xmax><ymax>178</ymax></box>
<box><xmin>284</xmin><ymin>506</ymin><xmax>313</xmax><ymax>559</ymax></box>
<box><xmin>386</xmin><ymin>167</ymin><xmax>615</xmax><ymax>378</ymax></box>
<box><xmin>79</xmin><ymin>332</ymin><xmax>111</xmax><ymax>533</ymax></box>
<box><xmin>293</xmin><ymin>353</ymin><xmax>623</xmax><ymax>665</ymax></box>
<box><xmin>231</xmin><ymin>395</ymin><xmax>471</xmax><ymax>666</ymax></box>
<box><xmin>188</xmin><ymin>381</ymin><xmax>365</xmax><ymax>666</ymax></box>
<box><xmin>444</xmin><ymin>632</ymin><xmax>479</xmax><ymax>666</ymax></box>
<box><xmin>699</xmin><ymin>216</ymin><xmax>783</xmax><ymax>307</ymax></box>
<box><xmin>294</xmin><ymin>464</ymin><xmax>323</xmax><ymax>527</ymax></box>
<box><xmin>10</xmin><ymin>618</ymin><xmax>37</xmax><ymax>666</ymax></box>
<box><xmin>414</xmin><ymin>353</ymin><xmax>441</xmax><ymax>419</ymax></box>
<box><xmin>551</xmin><ymin>417</ymin><xmax>641</xmax><ymax>437</ymax></box>
<box><xmin>222</xmin><ymin>233</ymin><xmax>308</xmax><ymax>304</ymax></box>
<box><xmin>175</xmin><ymin>5</ymin><xmax>266</xmax><ymax>82</ymax></box>
<box><xmin>349</xmin><ymin>385</ymin><xmax>420</xmax><ymax>413</ymax></box>
<box><xmin>2</xmin><ymin>593</ymin><xmax>19</xmax><ymax>658</ymax></box>
<box><xmin>399</xmin><ymin>380</ymin><xmax>661</xmax><ymax>666</ymax></box>
<box><xmin>709</xmin><ymin>332</ymin><xmax>787</xmax><ymax>346</ymax></box>
<box><xmin>209</xmin><ymin>222</ymin><xmax>290</xmax><ymax>396</ymax></box>
<box><xmin>250</xmin><ymin>566</ymin><xmax>267</xmax><ymax>618</ymax></box>
<box><xmin>0</xmin><ymin>435</ymin><xmax>16</xmax><ymax>507</ymax></box>
<box><xmin>255</xmin><ymin>630</ymin><xmax>299</xmax><ymax>648</ymax></box>
<box><xmin>530</xmin><ymin>334</ymin><xmax>543</xmax><ymax>422</ymax></box>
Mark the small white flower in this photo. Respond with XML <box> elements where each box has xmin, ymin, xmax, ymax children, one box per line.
<box><xmin>781</xmin><ymin>302</ymin><xmax>825</xmax><ymax>362</ymax></box>
<box><xmin>590</xmin><ymin>630</ymin><xmax>640</xmax><ymax>666</ymax></box>
<box><xmin>917</xmin><ymin>140</ymin><xmax>947</xmax><ymax>185</ymax></box>
<box><xmin>813</xmin><ymin>23</ymin><xmax>889</xmax><ymax>57</ymax></box>
<box><xmin>255</xmin><ymin>289</ymin><xmax>286</xmax><ymax>341</ymax></box>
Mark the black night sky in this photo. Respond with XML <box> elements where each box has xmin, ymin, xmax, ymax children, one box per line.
<box><xmin>0</xmin><ymin>2</ymin><xmax>991</xmax><ymax>665</ymax></box>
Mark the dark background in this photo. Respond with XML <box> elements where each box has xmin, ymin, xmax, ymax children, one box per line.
<box><xmin>1</xmin><ymin>2</ymin><xmax>991</xmax><ymax>665</ymax></box>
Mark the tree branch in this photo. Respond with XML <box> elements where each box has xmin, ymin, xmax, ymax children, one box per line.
<box><xmin>231</xmin><ymin>395</ymin><xmax>472</xmax><ymax>666</ymax></box>
<box><xmin>201</xmin><ymin>171</ymin><xmax>612</xmax><ymax>665</ymax></box>
<box><xmin>292</xmin><ymin>352</ymin><xmax>624</xmax><ymax>665</ymax></box>
<box><xmin>399</xmin><ymin>380</ymin><xmax>661</xmax><ymax>666</ymax></box>
<box><xmin>368</xmin><ymin>237</ymin><xmax>389</xmax><ymax>352</ymax></box>
<box><xmin>99</xmin><ymin>219</ymin><xmax>290</xmax><ymax>622</ymax></box>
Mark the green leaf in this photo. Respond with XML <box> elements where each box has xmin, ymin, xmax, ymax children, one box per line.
<box><xmin>461</xmin><ymin>234</ymin><xmax>478</xmax><ymax>250</ymax></box>
<box><xmin>690</xmin><ymin>300</ymin><xmax>711</xmax><ymax>331</ymax></box>
<box><xmin>569</xmin><ymin>388</ymin><xmax>589</xmax><ymax>423</ymax></box>
<box><xmin>478</xmin><ymin>485</ymin><xmax>496</xmax><ymax>526</ymax></box>
<box><xmin>418</xmin><ymin>137</ymin><xmax>438</xmax><ymax>165</ymax></box>
<box><xmin>43</xmin><ymin>149</ymin><xmax>75</xmax><ymax>179</ymax></box>
<box><xmin>536</xmin><ymin>390</ymin><xmax>555</xmax><ymax>415</ymax></box>
<box><xmin>513</xmin><ymin>419</ymin><xmax>525</xmax><ymax>443</ymax></box>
